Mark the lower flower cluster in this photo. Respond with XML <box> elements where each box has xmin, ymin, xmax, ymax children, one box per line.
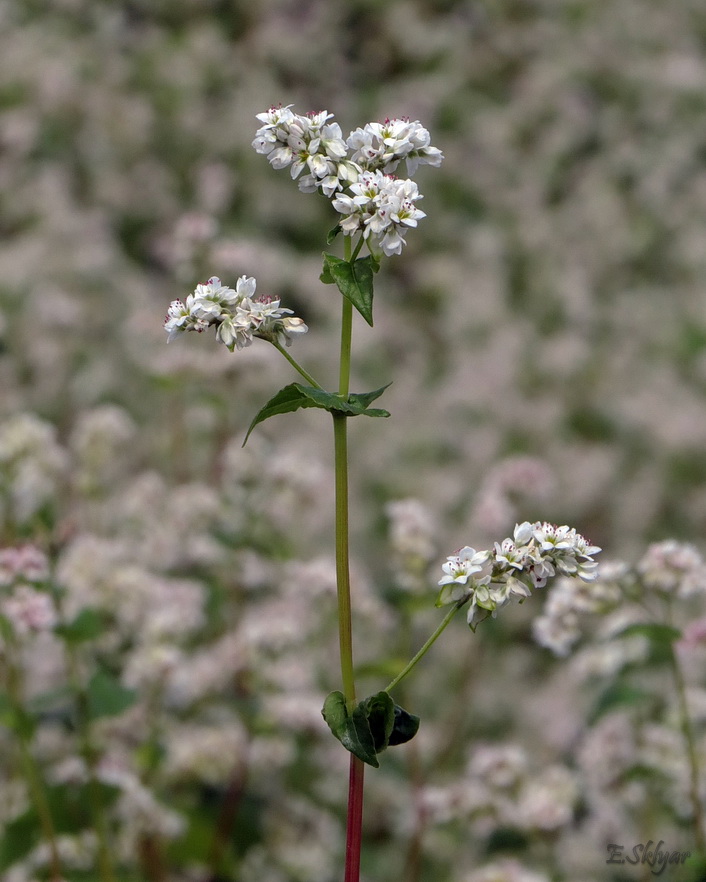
<box><xmin>164</xmin><ymin>276</ymin><xmax>307</xmax><ymax>352</ymax></box>
<box><xmin>437</xmin><ymin>521</ymin><xmax>600</xmax><ymax>629</ymax></box>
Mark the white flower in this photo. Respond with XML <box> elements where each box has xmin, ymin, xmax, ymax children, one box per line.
<box><xmin>346</xmin><ymin>118</ymin><xmax>444</xmax><ymax>175</ymax></box>
<box><xmin>216</xmin><ymin>314</ymin><xmax>253</xmax><ymax>351</ymax></box>
<box><xmin>438</xmin><ymin>521</ymin><xmax>601</xmax><ymax>630</ymax></box>
<box><xmin>193</xmin><ymin>276</ymin><xmax>239</xmax><ymax>306</ymax></box>
<box><xmin>253</xmin><ymin>105</ymin><xmax>442</xmax><ymax>242</ymax></box>
<box><xmin>332</xmin><ymin>171</ymin><xmax>426</xmax><ymax>256</ymax></box>
<box><xmin>164</xmin><ymin>275</ymin><xmax>307</xmax><ymax>352</ymax></box>
<box><xmin>274</xmin><ymin>316</ymin><xmax>308</xmax><ymax>347</ymax></box>
<box><xmin>494</xmin><ymin>538</ymin><xmax>527</xmax><ymax>571</ymax></box>
<box><xmin>439</xmin><ymin>546</ymin><xmax>490</xmax><ymax>588</ymax></box>
<box><xmin>164</xmin><ymin>298</ymin><xmax>198</xmax><ymax>341</ymax></box>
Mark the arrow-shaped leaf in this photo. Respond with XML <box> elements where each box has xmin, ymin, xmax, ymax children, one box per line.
<box><xmin>322</xmin><ymin>253</ymin><xmax>377</xmax><ymax>326</ymax></box>
<box><xmin>244</xmin><ymin>382</ymin><xmax>392</xmax><ymax>444</ymax></box>
<box><xmin>322</xmin><ymin>691</ymin><xmax>379</xmax><ymax>767</ymax></box>
<box><xmin>243</xmin><ymin>384</ymin><xmax>324</xmax><ymax>445</ymax></box>
<box><xmin>322</xmin><ymin>691</ymin><xmax>419</xmax><ymax>766</ymax></box>
<box><xmin>347</xmin><ymin>383</ymin><xmax>392</xmax><ymax>414</ymax></box>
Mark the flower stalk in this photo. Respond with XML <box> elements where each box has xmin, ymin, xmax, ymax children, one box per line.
<box><xmin>385</xmin><ymin>602</ymin><xmax>463</xmax><ymax>694</ymax></box>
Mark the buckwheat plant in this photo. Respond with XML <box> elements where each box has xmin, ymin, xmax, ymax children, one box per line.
<box><xmin>162</xmin><ymin>105</ymin><xmax>601</xmax><ymax>881</ymax></box>
<box><xmin>533</xmin><ymin>541</ymin><xmax>706</xmax><ymax>862</ymax></box>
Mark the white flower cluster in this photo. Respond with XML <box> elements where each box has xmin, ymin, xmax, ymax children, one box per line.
<box><xmin>437</xmin><ymin>521</ymin><xmax>600</xmax><ymax>630</ymax></box>
<box><xmin>252</xmin><ymin>105</ymin><xmax>443</xmax><ymax>256</ymax></box>
<box><xmin>164</xmin><ymin>275</ymin><xmax>307</xmax><ymax>351</ymax></box>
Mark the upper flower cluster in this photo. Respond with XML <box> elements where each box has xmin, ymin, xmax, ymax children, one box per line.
<box><xmin>252</xmin><ymin>105</ymin><xmax>443</xmax><ymax>256</ymax></box>
<box><xmin>437</xmin><ymin>521</ymin><xmax>601</xmax><ymax>629</ymax></box>
<box><xmin>164</xmin><ymin>276</ymin><xmax>307</xmax><ymax>352</ymax></box>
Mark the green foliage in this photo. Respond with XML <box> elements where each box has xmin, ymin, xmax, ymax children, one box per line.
<box><xmin>243</xmin><ymin>382</ymin><xmax>390</xmax><ymax>444</ymax></box>
<box><xmin>55</xmin><ymin>607</ymin><xmax>108</xmax><ymax>643</ymax></box>
<box><xmin>589</xmin><ymin>681</ymin><xmax>652</xmax><ymax>725</ymax></box>
<box><xmin>0</xmin><ymin>811</ymin><xmax>40</xmax><ymax>872</ymax></box>
<box><xmin>322</xmin><ymin>691</ymin><xmax>419</xmax><ymax>768</ymax></box>
<box><xmin>320</xmin><ymin>253</ymin><xmax>379</xmax><ymax>326</ymax></box>
<box><xmin>86</xmin><ymin>670</ymin><xmax>138</xmax><ymax>721</ymax></box>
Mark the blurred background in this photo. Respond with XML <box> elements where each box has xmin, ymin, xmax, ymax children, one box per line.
<box><xmin>2</xmin><ymin>1</ymin><xmax>706</xmax><ymax>880</ymax></box>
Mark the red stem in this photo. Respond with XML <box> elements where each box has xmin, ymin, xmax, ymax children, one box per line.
<box><xmin>344</xmin><ymin>756</ymin><xmax>365</xmax><ymax>882</ymax></box>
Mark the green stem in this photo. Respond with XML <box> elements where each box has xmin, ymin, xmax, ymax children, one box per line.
<box><xmin>350</xmin><ymin>235</ymin><xmax>365</xmax><ymax>261</ymax></box>
<box><xmin>333</xmin><ymin>411</ymin><xmax>355</xmax><ymax>706</ymax></box>
<box><xmin>67</xmin><ymin>650</ymin><xmax>117</xmax><ymax>882</ymax></box>
<box><xmin>271</xmin><ymin>340</ymin><xmax>324</xmax><ymax>389</ymax></box>
<box><xmin>669</xmin><ymin>644</ymin><xmax>706</xmax><ymax>853</ymax></box>
<box><xmin>385</xmin><ymin>602</ymin><xmax>464</xmax><ymax>694</ymax></box>
<box><xmin>5</xmin><ymin>649</ymin><xmax>63</xmax><ymax>881</ymax></box>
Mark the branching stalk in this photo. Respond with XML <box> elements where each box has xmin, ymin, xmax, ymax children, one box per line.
<box><xmin>271</xmin><ymin>340</ymin><xmax>324</xmax><ymax>389</ymax></box>
<box><xmin>385</xmin><ymin>602</ymin><xmax>464</xmax><ymax>694</ymax></box>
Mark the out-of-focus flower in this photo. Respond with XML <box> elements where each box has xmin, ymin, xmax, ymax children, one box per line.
<box><xmin>386</xmin><ymin>497</ymin><xmax>436</xmax><ymax>591</ymax></box>
<box><xmin>462</xmin><ymin>859</ymin><xmax>551</xmax><ymax>882</ymax></box>
<box><xmin>638</xmin><ymin>540</ymin><xmax>706</xmax><ymax>598</ymax></box>
<box><xmin>0</xmin><ymin>545</ymin><xmax>49</xmax><ymax>586</ymax></box>
<box><xmin>0</xmin><ymin>414</ymin><xmax>67</xmax><ymax>525</ymax></box>
<box><xmin>1</xmin><ymin>584</ymin><xmax>57</xmax><ymax>635</ymax></box>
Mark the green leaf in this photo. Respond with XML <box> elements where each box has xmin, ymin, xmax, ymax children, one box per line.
<box><xmin>86</xmin><ymin>670</ymin><xmax>138</xmax><ymax>720</ymax></box>
<box><xmin>326</xmin><ymin>224</ymin><xmax>342</xmax><ymax>245</ymax></box>
<box><xmin>388</xmin><ymin>704</ymin><xmax>421</xmax><ymax>746</ymax></box>
<box><xmin>322</xmin><ymin>691</ymin><xmax>418</xmax><ymax>766</ymax></box>
<box><xmin>243</xmin><ymin>384</ymin><xmax>324</xmax><ymax>445</ymax></box>
<box><xmin>322</xmin><ymin>253</ymin><xmax>377</xmax><ymax>326</ymax></box>
<box><xmin>244</xmin><ymin>382</ymin><xmax>391</xmax><ymax>444</ymax></box>
<box><xmin>47</xmin><ymin>782</ymin><xmax>121</xmax><ymax>834</ymax></box>
<box><xmin>346</xmin><ymin>383</ymin><xmax>392</xmax><ymax>414</ymax></box>
<box><xmin>589</xmin><ymin>681</ymin><xmax>650</xmax><ymax>724</ymax></box>
<box><xmin>362</xmin><ymin>691</ymin><xmax>395</xmax><ymax>753</ymax></box>
<box><xmin>0</xmin><ymin>810</ymin><xmax>40</xmax><ymax>871</ymax></box>
<box><xmin>56</xmin><ymin>607</ymin><xmax>107</xmax><ymax>643</ymax></box>
<box><xmin>616</xmin><ymin>623</ymin><xmax>682</xmax><ymax>644</ymax></box>
<box><xmin>322</xmin><ymin>691</ymin><xmax>379</xmax><ymax>767</ymax></box>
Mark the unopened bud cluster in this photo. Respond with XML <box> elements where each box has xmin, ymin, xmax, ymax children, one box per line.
<box><xmin>164</xmin><ymin>276</ymin><xmax>307</xmax><ymax>351</ymax></box>
<box><xmin>438</xmin><ymin>521</ymin><xmax>601</xmax><ymax>630</ymax></box>
<box><xmin>252</xmin><ymin>105</ymin><xmax>443</xmax><ymax>256</ymax></box>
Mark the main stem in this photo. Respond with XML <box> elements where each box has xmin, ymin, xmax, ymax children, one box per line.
<box><xmin>334</xmin><ymin>238</ymin><xmax>364</xmax><ymax>882</ymax></box>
